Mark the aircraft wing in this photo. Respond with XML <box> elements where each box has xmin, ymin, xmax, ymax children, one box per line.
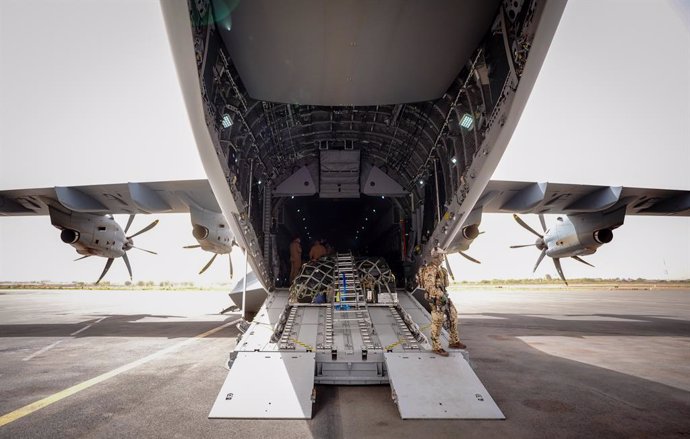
<box><xmin>476</xmin><ymin>181</ymin><xmax>690</xmax><ymax>216</ymax></box>
<box><xmin>0</xmin><ymin>179</ymin><xmax>219</xmax><ymax>216</ymax></box>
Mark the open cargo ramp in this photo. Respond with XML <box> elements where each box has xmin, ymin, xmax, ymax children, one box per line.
<box><xmin>384</xmin><ymin>351</ymin><xmax>505</xmax><ymax>419</ymax></box>
<box><xmin>209</xmin><ymin>352</ymin><xmax>316</xmax><ymax>419</ymax></box>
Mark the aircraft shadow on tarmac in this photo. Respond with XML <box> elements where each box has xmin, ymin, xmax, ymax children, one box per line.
<box><xmin>0</xmin><ymin>314</ymin><xmax>243</xmax><ymax>339</ymax></box>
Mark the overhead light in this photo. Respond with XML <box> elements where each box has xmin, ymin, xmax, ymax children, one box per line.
<box><xmin>450</xmin><ymin>156</ymin><xmax>457</xmax><ymax>164</ymax></box>
<box><xmin>302</xmin><ymin>217</ymin><xmax>305</xmax><ymax>221</ymax></box>
<box><xmin>304</xmin><ymin>226</ymin><xmax>307</xmax><ymax>230</ymax></box>
<box><xmin>459</xmin><ymin>113</ymin><xmax>474</xmax><ymax>130</ymax></box>
<box><xmin>297</xmin><ymin>209</ymin><xmax>300</xmax><ymax>213</ymax></box>
<box><xmin>291</xmin><ymin>196</ymin><xmax>294</xmax><ymax>199</ymax></box>
<box><xmin>257</xmin><ymin>180</ymin><xmax>262</xmax><ymax>185</ymax></box>
<box><xmin>222</xmin><ymin>113</ymin><xmax>233</xmax><ymax>128</ymax></box>
<box><xmin>365</xmin><ymin>217</ymin><xmax>368</xmax><ymax>221</ymax></box>
<box><xmin>381</xmin><ymin>196</ymin><xmax>385</xmax><ymax>199</ymax></box>
<box><xmin>419</xmin><ymin>180</ymin><xmax>424</xmax><ymax>186</ymax></box>
<box><xmin>361</xmin><ymin>226</ymin><xmax>364</xmax><ymax>230</ymax></box>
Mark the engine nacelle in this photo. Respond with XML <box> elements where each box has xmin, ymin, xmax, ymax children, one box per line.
<box><xmin>192</xmin><ymin>224</ymin><xmax>209</xmax><ymax>240</ymax></box>
<box><xmin>60</xmin><ymin>229</ymin><xmax>80</xmax><ymax>244</ymax></box>
<box><xmin>593</xmin><ymin>228</ymin><xmax>613</xmax><ymax>244</ymax></box>
<box><xmin>462</xmin><ymin>224</ymin><xmax>480</xmax><ymax>240</ymax></box>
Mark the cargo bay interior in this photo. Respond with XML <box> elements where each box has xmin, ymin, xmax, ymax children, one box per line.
<box><xmin>188</xmin><ymin>0</ymin><xmax>528</xmax><ymax>289</ymax></box>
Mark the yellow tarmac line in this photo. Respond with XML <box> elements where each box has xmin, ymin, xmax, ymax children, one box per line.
<box><xmin>0</xmin><ymin>318</ymin><xmax>242</xmax><ymax>428</ymax></box>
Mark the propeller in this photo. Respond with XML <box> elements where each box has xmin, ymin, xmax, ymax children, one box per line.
<box><xmin>553</xmin><ymin>258</ymin><xmax>567</xmax><ymax>286</ymax></box>
<box><xmin>122</xmin><ymin>253</ymin><xmax>133</xmax><ymax>280</ymax></box>
<box><xmin>513</xmin><ymin>213</ymin><xmax>544</xmax><ymax>238</ymax></box>
<box><xmin>459</xmin><ymin>251</ymin><xmax>481</xmax><ymax>264</ymax></box>
<box><xmin>96</xmin><ymin>258</ymin><xmax>115</xmax><ymax>284</ymax></box>
<box><xmin>444</xmin><ymin>255</ymin><xmax>455</xmax><ymax>281</ymax></box>
<box><xmin>199</xmin><ymin>253</ymin><xmax>218</xmax><ymax>275</ymax></box>
<box><xmin>183</xmin><ymin>240</ymin><xmax>237</xmax><ymax>277</ymax></box>
<box><xmin>511</xmin><ymin>214</ymin><xmax>562</xmax><ymax>283</ymax></box>
<box><xmin>131</xmin><ymin>246</ymin><xmax>157</xmax><ymax>255</ymax></box>
<box><xmin>92</xmin><ymin>215</ymin><xmax>158</xmax><ymax>284</ymax></box>
<box><xmin>571</xmin><ymin>255</ymin><xmax>595</xmax><ymax>267</ymax></box>
<box><xmin>185</xmin><ymin>250</ymin><xmax>235</xmax><ymax>277</ymax></box>
<box><xmin>533</xmin><ymin>249</ymin><xmax>547</xmax><ymax>273</ymax></box>
<box><xmin>510</xmin><ymin>214</ymin><xmax>594</xmax><ymax>285</ymax></box>
<box><xmin>127</xmin><ymin>219</ymin><xmax>159</xmax><ymax>239</ymax></box>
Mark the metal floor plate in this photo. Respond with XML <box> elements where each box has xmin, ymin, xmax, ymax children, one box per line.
<box><xmin>385</xmin><ymin>352</ymin><xmax>505</xmax><ymax>419</ymax></box>
<box><xmin>209</xmin><ymin>352</ymin><xmax>316</xmax><ymax>419</ymax></box>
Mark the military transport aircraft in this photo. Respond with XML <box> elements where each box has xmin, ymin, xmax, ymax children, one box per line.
<box><xmin>2</xmin><ymin>0</ymin><xmax>689</xmax><ymax>421</ymax></box>
<box><xmin>1</xmin><ymin>179</ymin><xmax>687</xmax><ymax>286</ymax></box>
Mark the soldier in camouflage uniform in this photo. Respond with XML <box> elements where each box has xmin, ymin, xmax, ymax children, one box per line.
<box><xmin>417</xmin><ymin>247</ymin><xmax>465</xmax><ymax>356</ymax></box>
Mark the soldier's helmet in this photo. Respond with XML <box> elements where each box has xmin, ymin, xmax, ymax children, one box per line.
<box><xmin>430</xmin><ymin>246</ymin><xmax>446</xmax><ymax>262</ymax></box>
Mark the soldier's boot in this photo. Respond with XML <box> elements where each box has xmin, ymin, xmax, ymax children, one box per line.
<box><xmin>432</xmin><ymin>348</ymin><xmax>449</xmax><ymax>357</ymax></box>
<box><xmin>448</xmin><ymin>341</ymin><xmax>466</xmax><ymax>349</ymax></box>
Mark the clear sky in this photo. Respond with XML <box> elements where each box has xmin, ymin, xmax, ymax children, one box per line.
<box><xmin>0</xmin><ymin>0</ymin><xmax>688</xmax><ymax>284</ymax></box>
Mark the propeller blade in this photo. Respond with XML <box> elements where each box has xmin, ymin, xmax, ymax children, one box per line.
<box><xmin>512</xmin><ymin>214</ymin><xmax>543</xmax><ymax>238</ymax></box>
<box><xmin>510</xmin><ymin>244</ymin><xmax>537</xmax><ymax>249</ymax></box>
<box><xmin>74</xmin><ymin>255</ymin><xmax>91</xmax><ymax>261</ymax></box>
<box><xmin>572</xmin><ymin>255</ymin><xmax>594</xmax><ymax>268</ymax></box>
<box><xmin>122</xmin><ymin>253</ymin><xmax>133</xmax><ymax>280</ymax></box>
<box><xmin>199</xmin><ymin>253</ymin><xmax>218</xmax><ymax>275</ymax></box>
<box><xmin>533</xmin><ymin>249</ymin><xmax>547</xmax><ymax>272</ymax></box>
<box><xmin>459</xmin><ymin>251</ymin><xmax>481</xmax><ymax>264</ymax></box>
<box><xmin>124</xmin><ymin>214</ymin><xmax>136</xmax><ymax>234</ymax></box>
<box><xmin>127</xmin><ymin>219</ymin><xmax>159</xmax><ymax>239</ymax></box>
<box><xmin>553</xmin><ymin>258</ymin><xmax>568</xmax><ymax>286</ymax></box>
<box><xmin>538</xmin><ymin>214</ymin><xmax>547</xmax><ymax>233</ymax></box>
<box><xmin>228</xmin><ymin>254</ymin><xmax>234</xmax><ymax>278</ymax></box>
<box><xmin>96</xmin><ymin>258</ymin><xmax>115</xmax><ymax>284</ymax></box>
<box><xmin>183</xmin><ymin>245</ymin><xmax>201</xmax><ymax>249</ymax></box>
<box><xmin>444</xmin><ymin>255</ymin><xmax>455</xmax><ymax>281</ymax></box>
<box><xmin>133</xmin><ymin>246</ymin><xmax>157</xmax><ymax>255</ymax></box>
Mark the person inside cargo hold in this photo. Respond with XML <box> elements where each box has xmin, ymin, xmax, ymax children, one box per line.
<box><xmin>289</xmin><ymin>236</ymin><xmax>302</xmax><ymax>283</ymax></box>
<box><xmin>309</xmin><ymin>239</ymin><xmax>328</xmax><ymax>261</ymax></box>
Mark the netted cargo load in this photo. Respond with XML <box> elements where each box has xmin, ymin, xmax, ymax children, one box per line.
<box><xmin>289</xmin><ymin>256</ymin><xmax>396</xmax><ymax>303</ymax></box>
<box><xmin>356</xmin><ymin>257</ymin><xmax>396</xmax><ymax>298</ymax></box>
<box><xmin>289</xmin><ymin>257</ymin><xmax>336</xmax><ymax>303</ymax></box>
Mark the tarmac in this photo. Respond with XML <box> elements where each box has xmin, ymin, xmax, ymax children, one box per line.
<box><xmin>0</xmin><ymin>287</ymin><xmax>688</xmax><ymax>438</ymax></box>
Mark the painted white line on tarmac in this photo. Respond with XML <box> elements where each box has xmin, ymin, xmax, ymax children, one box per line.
<box><xmin>70</xmin><ymin>316</ymin><xmax>108</xmax><ymax>336</ymax></box>
<box><xmin>70</xmin><ymin>325</ymin><xmax>92</xmax><ymax>336</ymax></box>
<box><xmin>22</xmin><ymin>340</ymin><xmax>63</xmax><ymax>362</ymax></box>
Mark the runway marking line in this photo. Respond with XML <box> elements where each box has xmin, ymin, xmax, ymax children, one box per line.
<box><xmin>70</xmin><ymin>316</ymin><xmax>107</xmax><ymax>336</ymax></box>
<box><xmin>0</xmin><ymin>318</ymin><xmax>241</xmax><ymax>428</ymax></box>
<box><xmin>24</xmin><ymin>316</ymin><xmax>109</xmax><ymax>361</ymax></box>
<box><xmin>22</xmin><ymin>340</ymin><xmax>63</xmax><ymax>362</ymax></box>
